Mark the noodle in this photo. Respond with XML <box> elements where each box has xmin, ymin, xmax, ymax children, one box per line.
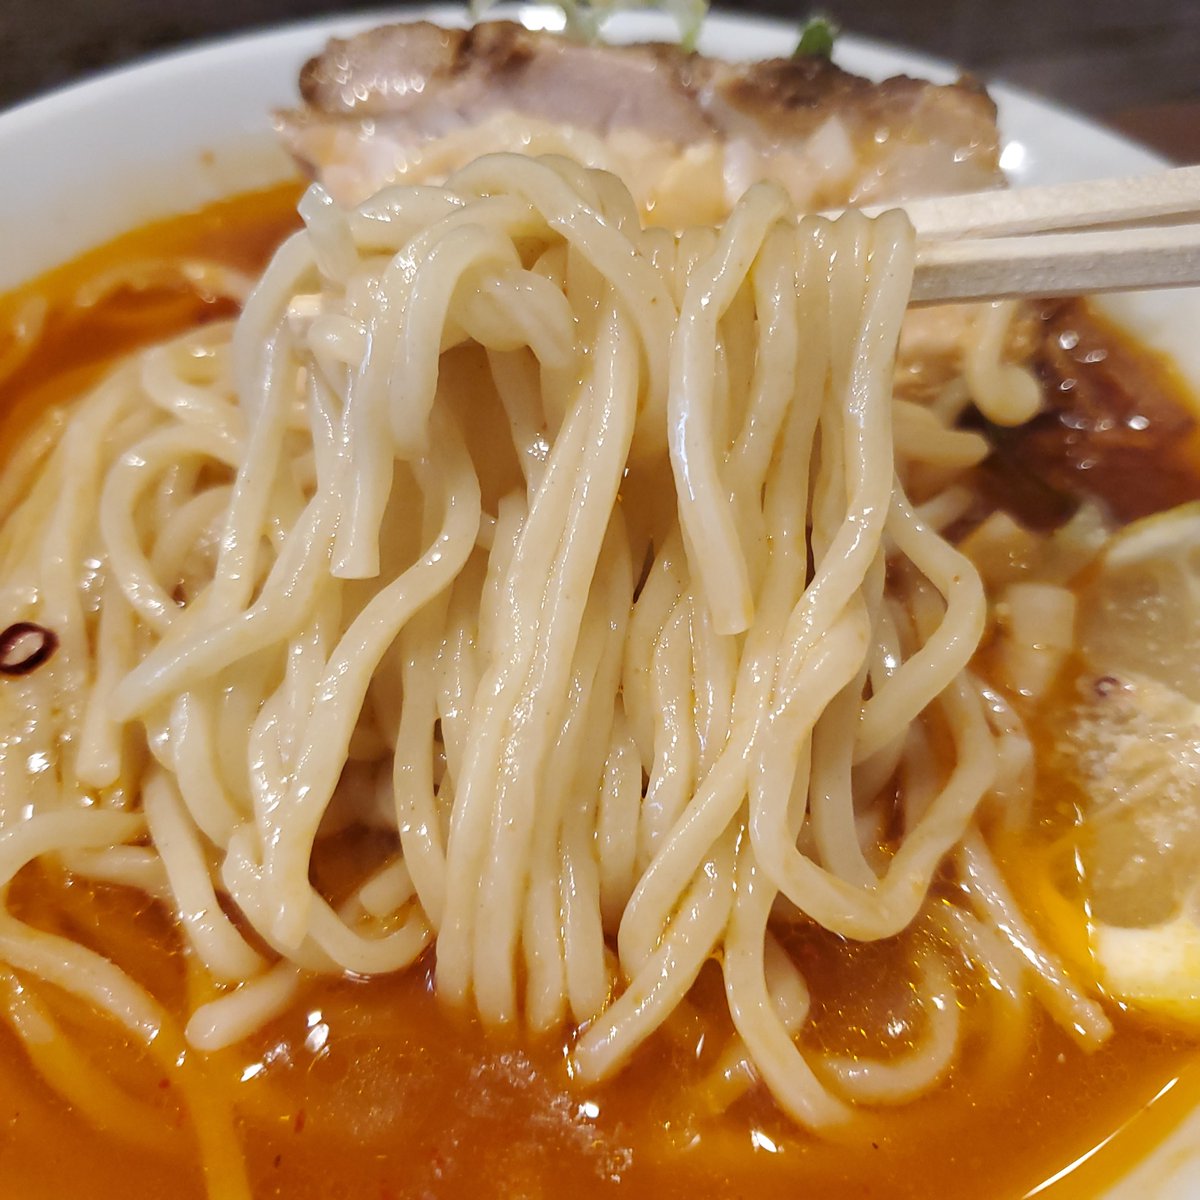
<box><xmin>0</xmin><ymin>153</ymin><xmax>1107</xmax><ymax>1190</ymax></box>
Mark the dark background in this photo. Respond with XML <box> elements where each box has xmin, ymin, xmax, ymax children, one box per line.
<box><xmin>2</xmin><ymin>0</ymin><xmax>1198</xmax><ymax>160</ymax></box>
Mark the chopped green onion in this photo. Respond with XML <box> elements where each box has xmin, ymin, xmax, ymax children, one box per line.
<box><xmin>794</xmin><ymin>14</ymin><xmax>838</xmax><ymax>59</ymax></box>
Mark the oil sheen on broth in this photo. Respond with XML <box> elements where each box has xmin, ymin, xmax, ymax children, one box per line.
<box><xmin>0</xmin><ymin>186</ymin><xmax>1198</xmax><ymax>1200</ymax></box>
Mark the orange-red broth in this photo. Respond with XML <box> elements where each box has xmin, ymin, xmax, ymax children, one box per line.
<box><xmin>0</xmin><ymin>186</ymin><xmax>1198</xmax><ymax>1200</ymax></box>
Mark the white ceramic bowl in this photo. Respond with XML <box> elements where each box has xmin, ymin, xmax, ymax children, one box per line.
<box><xmin>0</xmin><ymin>6</ymin><xmax>1196</xmax><ymax>1195</ymax></box>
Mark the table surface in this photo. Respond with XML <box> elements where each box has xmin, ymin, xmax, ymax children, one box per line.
<box><xmin>2</xmin><ymin>0</ymin><xmax>1198</xmax><ymax>162</ymax></box>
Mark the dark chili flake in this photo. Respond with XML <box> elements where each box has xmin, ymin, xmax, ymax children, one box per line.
<box><xmin>0</xmin><ymin>622</ymin><xmax>58</xmax><ymax>676</ymax></box>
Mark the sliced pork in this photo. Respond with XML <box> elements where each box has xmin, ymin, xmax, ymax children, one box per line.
<box><xmin>277</xmin><ymin>20</ymin><xmax>1003</xmax><ymax>223</ymax></box>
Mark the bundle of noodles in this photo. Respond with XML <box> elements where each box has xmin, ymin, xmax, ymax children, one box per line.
<box><xmin>0</xmin><ymin>154</ymin><xmax>1110</xmax><ymax>1194</ymax></box>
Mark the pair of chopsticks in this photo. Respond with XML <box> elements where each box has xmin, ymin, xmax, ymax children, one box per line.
<box><xmin>864</xmin><ymin>164</ymin><xmax>1200</xmax><ymax>304</ymax></box>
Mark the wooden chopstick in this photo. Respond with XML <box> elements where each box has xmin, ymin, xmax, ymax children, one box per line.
<box><xmin>894</xmin><ymin>164</ymin><xmax>1200</xmax><ymax>241</ymax></box>
<box><xmin>911</xmin><ymin>222</ymin><xmax>1200</xmax><ymax>303</ymax></box>
<box><xmin>829</xmin><ymin>165</ymin><xmax>1200</xmax><ymax>302</ymax></box>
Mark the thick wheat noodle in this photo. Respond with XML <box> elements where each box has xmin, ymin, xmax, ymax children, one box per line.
<box><xmin>0</xmin><ymin>810</ymin><xmax>250</xmax><ymax>1198</ymax></box>
<box><xmin>0</xmin><ymin>154</ymin><xmax>1110</xmax><ymax>1194</ymax></box>
<box><xmin>0</xmin><ymin>969</ymin><xmax>171</xmax><ymax>1148</ymax></box>
<box><xmin>819</xmin><ymin>951</ymin><xmax>961</xmax><ymax>1103</ymax></box>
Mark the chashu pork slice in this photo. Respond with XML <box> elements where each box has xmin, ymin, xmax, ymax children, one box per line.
<box><xmin>276</xmin><ymin>19</ymin><xmax>1004</xmax><ymax>225</ymax></box>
